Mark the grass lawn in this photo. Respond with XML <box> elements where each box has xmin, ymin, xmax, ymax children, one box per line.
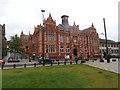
<box><xmin>2</xmin><ymin>64</ymin><xmax>119</xmax><ymax>88</ymax></box>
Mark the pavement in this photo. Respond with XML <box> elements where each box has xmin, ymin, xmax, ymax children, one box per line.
<box><xmin>1</xmin><ymin>58</ymin><xmax>120</xmax><ymax>74</ymax></box>
<box><xmin>4</xmin><ymin>59</ymin><xmax>38</xmax><ymax>65</ymax></box>
<box><xmin>84</xmin><ymin>59</ymin><xmax>119</xmax><ymax>74</ymax></box>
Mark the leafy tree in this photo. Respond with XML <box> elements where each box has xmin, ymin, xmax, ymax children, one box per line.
<box><xmin>7</xmin><ymin>34</ymin><xmax>23</xmax><ymax>53</ymax></box>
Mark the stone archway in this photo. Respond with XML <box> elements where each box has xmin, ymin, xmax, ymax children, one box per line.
<box><xmin>73</xmin><ymin>48</ymin><xmax>77</xmax><ymax>56</ymax></box>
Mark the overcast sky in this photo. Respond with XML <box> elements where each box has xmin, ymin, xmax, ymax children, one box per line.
<box><xmin>0</xmin><ymin>0</ymin><xmax>119</xmax><ymax>41</ymax></box>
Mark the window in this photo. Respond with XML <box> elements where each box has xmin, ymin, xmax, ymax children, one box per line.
<box><xmin>101</xmin><ymin>44</ymin><xmax>104</xmax><ymax>47</ymax></box>
<box><xmin>114</xmin><ymin>44</ymin><xmax>116</xmax><ymax>47</ymax></box>
<box><xmin>112</xmin><ymin>50</ymin><xmax>114</xmax><ymax>53</ymax></box>
<box><xmin>46</xmin><ymin>32</ymin><xmax>55</xmax><ymax>41</ymax></box>
<box><xmin>73</xmin><ymin>36</ymin><xmax>77</xmax><ymax>42</ymax></box>
<box><xmin>60</xmin><ymin>35</ymin><xmax>63</xmax><ymax>42</ymax></box>
<box><xmin>117</xmin><ymin>50</ymin><xmax>119</xmax><ymax>53</ymax></box>
<box><xmin>91</xmin><ymin>37</ymin><xmax>94</xmax><ymax>43</ymax></box>
<box><xmin>80</xmin><ymin>38</ymin><xmax>82</xmax><ymax>43</ymax></box>
<box><xmin>84</xmin><ymin>47</ymin><xmax>87</xmax><ymax>52</ymax></box>
<box><xmin>80</xmin><ymin>46</ymin><xmax>82</xmax><ymax>53</ymax></box>
<box><xmin>60</xmin><ymin>46</ymin><xmax>64</xmax><ymax>52</ymax></box>
<box><xmin>66</xmin><ymin>36</ymin><xmax>69</xmax><ymax>42</ymax></box>
<box><xmin>46</xmin><ymin>45</ymin><xmax>55</xmax><ymax>53</ymax></box>
<box><xmin>111</xmin><ymin>44</ymin><xmax>113</xmax><ymax>47</ymax></box>
<box><xmin>92</xmin><ymin>47</ymin><xmax>94</xmax><ymax>52</ymax></box>
<box><xmin>84</xmin><ymin>38</ymin><xmax>87</xmax><ymax>44</ymax></box>
<box><xmin>117</xmin><ymin>44</ymin><xmax>119</xmax><ymax>47</ymax></box>
<box><xmin>102</xmin><ymin>49</ymin><xmax>105</xmax><ymax>52</ymax></box>
<box><xmin>66</xmin><ymin>46</ymin><xmax>70</xmax><ymax>53</ymax></box>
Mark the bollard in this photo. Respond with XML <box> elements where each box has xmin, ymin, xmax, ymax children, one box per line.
<box><xmin>64</xmin><ymin>61</ymin><xmax>66</xmax><ymax>65</ymax></box>
<box><xmin>13</xmin><ymin>64</ymin><xmax>16</xmax><ymax>68</ymax></box>
<box><xmin>24</xmin><ymin>64</ymin><xmax>26</xmax><ymax>68</ymax></box>
<box><xmin>51</xmin><ymin>62</ymin><xmax>53</xmax><ymax>66</ymax></box>
<box><xmin>34</xmin><ymin>63</ymin><xmax>36</xmax><ymax>67</ymax></box>
<box><xmin>76</xmin><ymin>60</ymin><xmax>78</xmax><ymax>64</ymax></box>
<box><xmin>58</xmin><ymin>62</ymin><xmax>60</xmax><ymax>65</ymax></box>
<box><xmin>43</xmin><ymin>62</ymin><xmax>45</xmax><ymax>66</ymax></box>
<box><xmin>70</xmin><ymin>61</ymin><xmax>72</xmax><ymax>64</ymax></box>
<box><xmin>1</xmin><ymin>64</ymin><xmax>4</xmax><ymax>69</ymax></box>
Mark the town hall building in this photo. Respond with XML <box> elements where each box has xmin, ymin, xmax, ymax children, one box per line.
<box><xmin>20</xmin><ymin>14</ymin><xmax>101</xmax><ymax>60</ymax></box>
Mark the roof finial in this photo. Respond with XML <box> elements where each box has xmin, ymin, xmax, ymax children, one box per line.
<box><xmin>49</xmin><ymin>12</ymin><xmax>51</xmax><ymax>17</ymax></box>
<box><xmin>73</xmin><ymin>21</ymin><xmax>76</xmax><ymax>26</ymax></box>
<box><xmin>91</xmin><ymin>23</ymin><xmax>94</xmax><ymax>27</ymax></box>
<box><xmin>21</xmin><ymin>30</ymin><xmax>23</xmax><ymax>35</ymax></box>
<box><xmin>29</xmin><ymin>31</ymin><xmax>30</xmax><ymax>35</ymax></box>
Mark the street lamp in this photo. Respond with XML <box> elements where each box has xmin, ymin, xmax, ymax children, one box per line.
<box><xmin>103</xmin><ymin>18</ymin><xmax>110</xmax><ymax>63</ymax></box>
<box><xmin>103</xmin><ymin>18</ymin><xmax>108</xmax><ymax>55</ymax></box>
<box><xmin>41</xmin><ymin>10</ymin><xmax>45</xmax><ymax>60</ymax></box>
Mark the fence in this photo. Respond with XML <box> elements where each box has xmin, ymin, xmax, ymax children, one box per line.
<box><xmin>1</xmin><ymin>60</ymin><xmax>85</xmax><ymax>69</ymax></box>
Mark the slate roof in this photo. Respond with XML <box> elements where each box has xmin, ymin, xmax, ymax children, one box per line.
<box><xmin>81</xmin><ymin>28</ymin><xmax>90</xmax><ymax>33</ymax></box>
<box><xmin>23</xmin><ymin>34</ymin><xmax>29</xmax><ymax>40</ymax></box>
<box><xmin>58</xmin><ymin>24</ymin><xmax>70</xmax><ymax>31</ymax></box>
<box><xmin>99</xmin><ymin>38</ymin><xmax>118</xmax><ymax>44</ymax></box>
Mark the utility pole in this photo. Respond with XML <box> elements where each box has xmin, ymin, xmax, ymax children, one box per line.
<box><xmin>41</xmin><ymin>10</ymin><xmax>45</xmax><ymax>60</ymax></box>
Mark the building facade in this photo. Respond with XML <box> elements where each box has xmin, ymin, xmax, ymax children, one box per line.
<box><xmin>100</xmin><ymin>39</ymin><xmax>119</xmax><ymax>57</ymax></box>
<box><xmin>20</xmin><ymin>14</ymin><xmax>101</xmax><ymax>60</ymax></box>
<box><xmin>0</xmin><ymin>24</ymin><xmax>7</xmax><ymax>59</ymax></box>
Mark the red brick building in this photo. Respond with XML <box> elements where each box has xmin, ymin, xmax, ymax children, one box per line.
<box><xmin>20</xmin><ymin>14</ymin><xmax>101</xmax><ymax>60</ymax></box>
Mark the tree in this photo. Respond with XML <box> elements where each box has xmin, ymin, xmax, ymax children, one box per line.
<box><xmin>7</xmin><ymin>34</ymin><xmax>23</xmax><ymax>53</ymax></box>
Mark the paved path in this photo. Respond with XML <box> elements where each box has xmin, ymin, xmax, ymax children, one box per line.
<box><xmin>84</xmin><ymin>60</ymin><xmax>119</xmax><ymax>74</ymax></box>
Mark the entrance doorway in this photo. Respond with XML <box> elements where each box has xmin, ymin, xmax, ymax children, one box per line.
<box><xmin>73</xmin><ymin>49</ymin><xmax>77</xmax><ymax>56</ymax></box>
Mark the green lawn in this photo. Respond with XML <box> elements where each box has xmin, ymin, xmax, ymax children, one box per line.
<box><xmin>2</xmin><ymin>64</ymin><xmax>119</xmax><ymax>88</ymax></box>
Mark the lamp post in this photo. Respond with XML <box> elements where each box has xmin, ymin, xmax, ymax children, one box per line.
<box><xmin>41</xmin><ymin>10</ymin><xmax>45</xmax><ymax>60</ymax></box>
<box><xmin>103</xmin><ymin>18</ymin><xmax>108</xmax><ymax>55</ymax></box>
<box><xmin>103</xmin><ymin>18</ymin><xmax>110</xmax><ymax>63</ymax></box>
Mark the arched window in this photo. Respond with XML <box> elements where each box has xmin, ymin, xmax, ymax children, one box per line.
<box><xmin>84</xmin><ymin>47</ymin><xmax>87</xmax><ymax>52</ymax></box>
<box><xmin>60</xmin><ymin>46</ymin><xmax>64</xmax><ymax>52</ymax></box>
<box><xmin>66</xmin><ymin>46</ymin><xmax>70</xmax><ymax>53</ymax></box>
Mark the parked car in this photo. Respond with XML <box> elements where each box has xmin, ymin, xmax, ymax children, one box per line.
<box><xmin>0</xmin><ymin>60</ymin><xmax>5</xmax><ymax>65</ymax></box>
<box><xmin>38</xmin><ymin>57</ymin><xmax>55</xmax><ymax>64</ymax></box>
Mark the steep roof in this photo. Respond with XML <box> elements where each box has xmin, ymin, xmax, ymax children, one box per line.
<box><xmin>23</xmin><ymin>34</ymin><xmax>29</xmax><ymax>40</ymax></box>
<box><xmin>81</xmin><ymin>28</ymin><xmax>90</xmax><ymax>33</ymax></box>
